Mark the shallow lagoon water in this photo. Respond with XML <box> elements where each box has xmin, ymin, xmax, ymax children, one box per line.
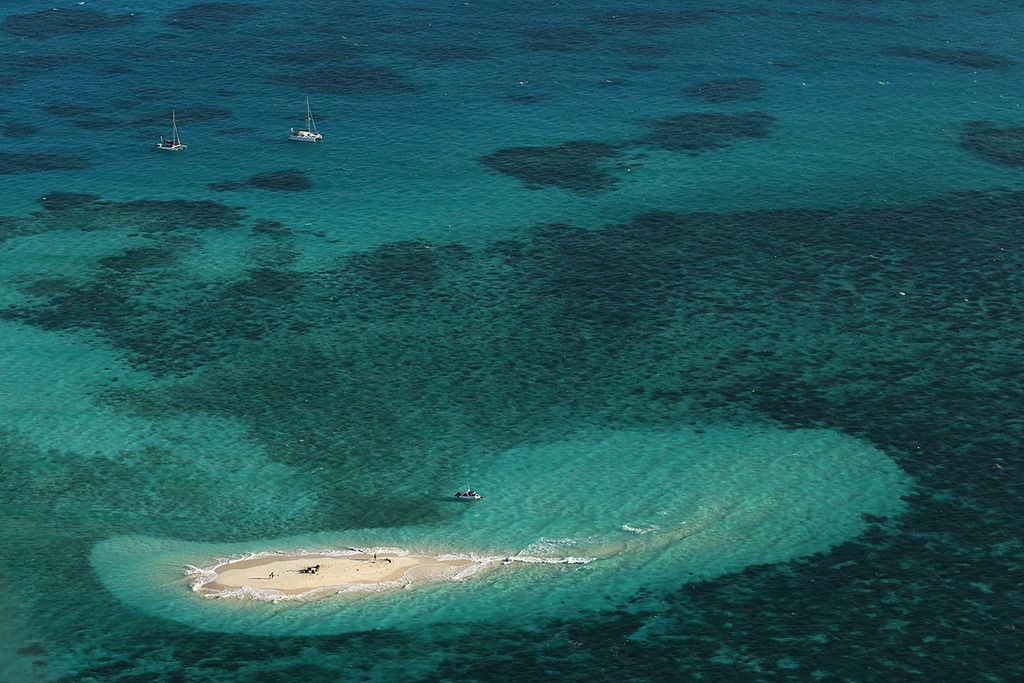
<box><xmin>93</xmin><ymin>426</ymin><xmax>909</xmax><ymax>636</ymax></box>
<box><xmin>2</xmin><ymin>0</ymin><xmax>1023</xmax><ymax>680</ymax></box>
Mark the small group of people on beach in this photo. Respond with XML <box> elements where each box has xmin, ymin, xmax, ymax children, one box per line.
<box><xmin>264</xmin><ymin>556</ymin><xmax>397</xmax><ymax>581</ymax></box>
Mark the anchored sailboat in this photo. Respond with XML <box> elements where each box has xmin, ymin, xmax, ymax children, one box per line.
<box><xmin>155</xmin><ymin>111</ymin><xmax>187</xmax><ymax>151</ymax></box>
<box><xmin>289</xmin><ymin>96</ymin><xmax>323</xmax><ymax>142</ymax></box>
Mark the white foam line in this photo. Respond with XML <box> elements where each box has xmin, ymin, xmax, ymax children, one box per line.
<box><xmin>187</xmin><ymin>546</ymin><xmax>598</xmax><ymax>602</ymax></box>
<box><xmin>187</xmin><ymin>547</ymin><xmax>379</xmax><ymax>593</ymax></box>
<box><xmin>187</xmin><ymin>514</ymin><xmax>731</xmax><ymax>600</ymax></box>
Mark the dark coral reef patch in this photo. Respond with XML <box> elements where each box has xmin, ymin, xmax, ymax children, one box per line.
<box><xmin>633</xmin><ymin>112</ymin><xmax>773</xmax><ymax>152</ymax></box>
<box><xmin>21</xmin><ymin>193</ymin><xmax>243</xmax><ymax>233</ymax></box>
<box><xmin>684</xmin><ymin>77</ymin><xmax>765</xmax><ymax>103</ymax></box>
<box><xmin>110</xmin><ymin>200</ymin><xmax>245</xmax><ymax>232</ymax></box>
<box><xmin>99</xmin><ymin>245</ymin><xmax>179</xmax><ymax>273</ymax></box>
<box><xmin>588</xmin><ymin>10</ymin><xmax>706</xmax><ymax>31</ymax></box>
<box><xmin>619</xmin><ymin>44</ymin><xmax>672</xmax><ymax>57</ymax></box>
<box><xmin>270</xmin><ymin>65</ymin><xmax>417</xmax><ymax>95</ymax></box>
<box><xmin>252</xmin><ymin>219</ymin><xmax>294</xmax><ymax>237</ymax></box>
<box><xmin>129</xmin><ymin>87</ymin><xmax>172</xmax><ymax>102</ymax></box>
<box><xmin>481</xmin><ymin>111</ymin><xmax>774</xmax><ymax>191</ymax></box>
<box><xmin>44</xmin><ymin>103</ymin><xmax>100</xmax><ymax>117</ymax></box>
<box><xmin>0</xmin><ymin>152</ymin><xmax>88</xmax><ymax>175</ymax></box>
<box><xmin>418</xmin><ymin>44</ymin><xmax>494</xmax><ymax>61</ymax></box>
<box><xmin>0</xmin><ymin>55</ymin><xmax>67</xmax><ymax>87</ymax></box>
<box><xmin>16</xmin><ymin>643</ymin><xmax>46</xmax><ymax>657</ymax></box>
<box><xmin>165</xmin><ymin>3</ymin><xmax>263</xmax><ymax>30</ymax></box>
<box><xmin>71</xmin><ymin>116</ymin><xmax>124</xmax><ymax>130</ymax></box>
<box><xmin>248</xmin><ymin>171</ymin><xmax>312</xmax><ymax>191</ymax></box>
<box><xmin>2</xmin><ymin>9</ymin><xmax>138</xmax><ymax>38</ymax></box>
<box><xmin>209</xmin><ymin>170</ymin><xmax>312</xmax><ymax>193</ymax></box>
<box><xmin>343</xmin><ymin>240</ymin><xmax>465</xmax><ymax>296</ymax></box>
<box><xmin>813</xmin><ymin>12</ymin><xmax>893</xmax><ymax>25</ymax></box>
<box><xmin>520</xmin><ymin>27</ymin><xmax>599</xmax><ymax>52</ymax></box>
<box><xmin>131</xmin><ymin>106</ymin><xmax>233</xmax><ymax>126</ymax></box>
<box><xmin>226</xmin><ymin>268</ymin><xmax>306</xmax><ymax>301</ymax></box>
<box><xmin>22</xmin><ymin>278</ymin><xmax>74</xmax><ymax>298</ymax></box>
<box><xmin>0</xmin><ymin>195</ymin><xmax>248</xmax><ymax>369</ymax></box>
<box><xmin>505</xmin><ymin>94</ymin><xmax>545</xmax><ymax>104</ymax></box>
<box><xmin>38</xmin><ymin>192</ymin><xmax>100</xmax><ymax>211</ymax></box>
<box><xmin>3</xmin><ymin>123</ymin><xmax>40</xmax><ymax>138</ymax></box>
<box><xmin>481</xmin><ymin>141</ymin><xmax>623</xmax><ymax>193</ymax></box>
<box><xmin>881</xmin><ymin>46</ymin><xmax>1015</xmax><ymax>68</ymax></box>
<box><xmin>960</xmin><ymin>121</ymin><xmax>1024</xmax><ymax>167</ymax></box>
<box><xmin>268</xmin><ymin>42</ymin><xmax>366</xmax><ymax>65</ymax></box>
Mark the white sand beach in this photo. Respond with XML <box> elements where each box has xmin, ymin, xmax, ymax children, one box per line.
<box><xmin>202</xmin><ymin>553</ymin><xmax>476</xmax><ymax>596</ymax></box>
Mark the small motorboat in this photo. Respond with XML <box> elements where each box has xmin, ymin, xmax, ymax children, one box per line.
<box><xmin>454</xmin><ymin>488</ymin><xmax>481</xmax><ymax>500</ymax></box>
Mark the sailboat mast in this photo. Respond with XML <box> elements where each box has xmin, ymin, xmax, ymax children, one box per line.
<box><xmin>171</xmin><ymin>110</ymin><xmax>177</xmax><ymax>142</ymax></box>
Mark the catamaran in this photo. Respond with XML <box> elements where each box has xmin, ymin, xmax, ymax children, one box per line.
<box><xmin>289</xmin><ymin>96</ymin><xmax>323</xmax><ymax>142</ymax></box>
<box><xmin>155</xmin><ymin>111</ymin><xmax>187</xmax><ymax>151</ymax></box>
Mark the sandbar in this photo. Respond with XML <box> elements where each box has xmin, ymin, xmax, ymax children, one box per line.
<box><xmin>199</xmin><ymin>552</ymin><xmax>477</xmax><ymax>596</ymax></box>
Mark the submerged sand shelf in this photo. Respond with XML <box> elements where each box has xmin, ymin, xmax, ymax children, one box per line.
<box><xmin>188</xmin><ymin>508</ymin><xmax>731</xmax><ymax>602</ymax></box>
<box><xmin>197</xmin><ymin>552</ymin><xmax>479</xmax><ymax>597</ymax></box>
<box><xmin>94</xmin><ymin>428</ymin><xmax>912</xmax><ymax>634</ymax></box>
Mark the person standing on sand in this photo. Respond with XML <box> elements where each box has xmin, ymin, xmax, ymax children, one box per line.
<box><xmin>373</xmin><ymin>553</ymin><xmax>377</xmax><ymax>562</ymax></box>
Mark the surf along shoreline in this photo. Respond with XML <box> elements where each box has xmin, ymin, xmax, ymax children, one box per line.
<box><xmin>188</xmin><ymin>548</ymin><xmax>593</xmax><ymax>601</ymax></box>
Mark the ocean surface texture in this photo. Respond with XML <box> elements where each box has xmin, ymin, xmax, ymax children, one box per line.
<box><xmin>1</xmin><ymin>0</ymin><xmax>1022</xmax><ymax>680</ymax></box>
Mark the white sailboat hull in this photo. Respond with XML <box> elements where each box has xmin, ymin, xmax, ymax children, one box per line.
<box><xmin>289</xmin><ymin>129</ymin><xmax>322</xmax><ymax>142</ymax></box>
<box><xmin>156</xmin><ymin>112</ymin><xmax>186</xmax><ymax>150</ymax></box>
<box><xmin>290</xmin><ymin>98</ymin><xmax>323</xmax><ymax>141</ymax></box>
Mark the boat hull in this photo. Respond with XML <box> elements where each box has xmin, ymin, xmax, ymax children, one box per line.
<box><xmin>289</xmin><ymin>133</ymin><xmax>322</xmax><ymax>142</ymax></box>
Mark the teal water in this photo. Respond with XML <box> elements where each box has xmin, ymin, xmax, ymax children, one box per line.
<box><xmin>90</xmin><ymin>427</ymin><xmax>907</xmax><ymax>636</ymax></box>
<box><xmin>1</xmin><ymin>0</ymin><xmax>1023</xmax><ymax>680</ymax></box>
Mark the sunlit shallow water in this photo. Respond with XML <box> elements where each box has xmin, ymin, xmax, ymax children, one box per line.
<box><xmin>93</xmin><ymin>425</ymin><xmax>909</xmax><ymax>635</ymax></box>
<box><xmin>2</xmin><ymin>0</ymin><xmax>1023</xmax><ymax>680</ymax></box>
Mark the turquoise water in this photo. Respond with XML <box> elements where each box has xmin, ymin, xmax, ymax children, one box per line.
<box><xmin>1</xmin><ymin>0</ymin><xmax>1023</xmax><ymax>680</ymax></box>
<box><xmin>91</xmin><ymin>427</ymin><xmax>907</xmax><ymax>636</ymax></box>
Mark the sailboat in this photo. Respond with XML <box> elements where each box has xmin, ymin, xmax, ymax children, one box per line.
<box><xmin>155</xmin><ymin>111</ymin><xmax>187</xmax><ymax>151</ymax></box>
<box><xmin>289</xmin><ymin>96</ymin><xmax>323</xmax><ymax>142</ymax></box>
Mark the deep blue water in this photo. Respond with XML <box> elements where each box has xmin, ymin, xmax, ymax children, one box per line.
<box><xmin>1</xmin><ymin>0</ymin><xmax>1023</xmax><ymax>680</ymax></box>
